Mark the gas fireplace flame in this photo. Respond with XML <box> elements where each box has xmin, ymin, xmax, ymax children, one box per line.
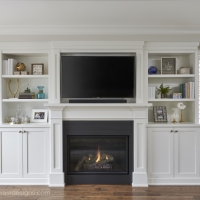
<box><xmin>96</xmin><ymin>146</ymin><xmax>101</xmax><ymax>163</ymax></box>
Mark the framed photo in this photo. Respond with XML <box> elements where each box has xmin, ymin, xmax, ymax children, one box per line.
<box><xmin>153</xmin><ymin>106</ymin><xmax>167</xmax><ymax>122</ymax></box>
<box><xmin>161</xmin><ymin>57</ymin><xmax>176</xmax><ymax>74</ymax></box>
<box><xmin>31</xmin><ymin>63</ymin><xmax>44</xmax><ymax>75</ymax></box>
<box><xmin>31</xmin><ymin>109</ymin><xmax>48</xmax><ymax>123</ymax></box>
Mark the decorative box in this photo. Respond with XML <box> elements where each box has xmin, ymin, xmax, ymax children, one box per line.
<box><xmin>14</xmin><ymin>71</ymin><xmax>20</xmax><ymax>75</ymax></box>
<box><xmin>21</xmin><ymin>71</ymin><xmax>29</xmax><ymax>75</ymax></box>
<box><xmin>172</xmin><ymin>93</ymin><xmax>182</xmax><ymax>99</ymax></box>
<box><xmin>179</xmin><ymin>67</ymin><xmax>190</xmax><ymax>74</ymax></box>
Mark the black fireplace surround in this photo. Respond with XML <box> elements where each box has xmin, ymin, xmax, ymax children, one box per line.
<box><xmin>63</xmin><ymin>121</ymin><xmax>133</xmax><ymax>184</ymax></box>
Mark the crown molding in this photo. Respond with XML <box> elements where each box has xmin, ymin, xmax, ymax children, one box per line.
<box><xmin>144</xmin><ymin>42</ymin><xmax>199</xmax><ymax>50</ymax></box>
<box><xmin>1</xmin><ymin>26</ymin><xmax>200</xmax><ymax>36</ymax></box>
<box><xmin>51</xmin><ymin>41</ymin><xmax>144</xmax><ymax>51</ymax></box>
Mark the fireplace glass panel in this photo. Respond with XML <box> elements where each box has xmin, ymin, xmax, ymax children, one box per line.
<box><xmin>68</xmin><ymin>136</ymin><xmax>128</xmax><ymax>174</ymax></box>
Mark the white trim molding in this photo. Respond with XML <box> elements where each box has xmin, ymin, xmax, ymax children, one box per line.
<box><xmin>1</xmin><ymin>26</ymin><xmax>200</xmax><ymax>36</ymax></box>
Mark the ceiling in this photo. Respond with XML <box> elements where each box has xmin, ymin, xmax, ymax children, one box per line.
<box><xmin>0</xmin><ymin>0</ymin><xmax>200</xmax><ymax>41</ymax></box>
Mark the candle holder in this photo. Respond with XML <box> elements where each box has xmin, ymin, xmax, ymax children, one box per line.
<box><xmin>177</xmin><ymin>102</ymin><xmax>186</xmax><ymax>123</ymax></box>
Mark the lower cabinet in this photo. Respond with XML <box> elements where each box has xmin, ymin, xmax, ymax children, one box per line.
<box><xmin>148</xmin><ymin>127</ymin><xmax>200</xmax><ymax>184</ymax></box>
<box><xmin>0</xmin><ymin>127</ymin><xmax>49</xmax><ymax>179</ymax></box>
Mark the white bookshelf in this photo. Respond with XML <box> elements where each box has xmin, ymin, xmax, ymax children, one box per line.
<box><xmin>146</xmin><ymin>42</ymin><xmax>199</xmax><ymax>124</ymax></box>
<box><xmin>0</xmin><ymin>49</ymin><xmax>50</xmax><ymax>124</ymax></box>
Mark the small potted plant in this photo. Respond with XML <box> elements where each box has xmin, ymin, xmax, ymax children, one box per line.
<box><xmin>156</xmin><ymin>83</ymin><xmax>171</xmax><ymax>98</ymax></box>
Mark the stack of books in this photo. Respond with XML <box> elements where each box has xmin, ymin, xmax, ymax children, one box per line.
<box><xmin>180</xmin><ymin>82</ymin><xmax>195</xmax><ymax>99</ymax></box>
<box><xmin>18</xmin><ymin>92</ymin><xmax>35</xmax><ymax>99</ymax></box>
<box><xmin>148</xmin><ymin>87</ymin><xmax>156</xmax><ymax>99</ymax></box>
<box><xmin>2</xmin><ymin>59</ymin><xmax>17</xmax><ymax>75</ymax></box>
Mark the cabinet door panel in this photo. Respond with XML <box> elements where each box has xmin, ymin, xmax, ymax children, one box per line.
<box><xmin>174</xmin><ymin>128</ymin><xmax>200</xmax><ymax>178</ymax></box>
<box><xmin>0</xmin><ymin>128</ymin><xmax>22</xmax><ymax>178</ymax></box>
<box><xmin>148</xmin><ymin>128</ymin><xmax>173</xmax><ymax>178</ymax></box>
<box><xmin>23</xmin><ymin>128</ymin><xmax>49</xmax><ymax>178</ymax></box>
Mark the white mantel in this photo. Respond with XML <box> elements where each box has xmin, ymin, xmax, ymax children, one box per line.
<box><xmin>45</xmin><ymin>103</ymin><xmax>152</xmax><ymax>187</ymax></box>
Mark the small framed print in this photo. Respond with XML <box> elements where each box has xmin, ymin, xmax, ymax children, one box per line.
<box><xmin>153</xmin><ymin>106</ymin><xmax>168</xmax><ymax>122</ymax></box>
<box><xmin>31</xmin><ymin>63</ymin><xmax>44</xmax><ymax>75</ymax></box>
<box><xmin>31</xmin><ymin>109</ymin><xmax>48</xmax><ymax>123</ymax></box>
<box><xmin>161</xmin><ymin>57</ymin><xmax>176</xmax><ymax>74</ymax></box>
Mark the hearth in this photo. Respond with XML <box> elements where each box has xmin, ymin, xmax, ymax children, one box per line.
<box><xmin>63</xmin><ymin>121</ymin><xmax>133</xmax><ymax>184</ymax></box>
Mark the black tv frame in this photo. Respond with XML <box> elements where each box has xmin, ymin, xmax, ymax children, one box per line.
<box><xmin>60</xmin><ymin>53</ymin><xmax>136</xmax><ymax>103</ymax></box>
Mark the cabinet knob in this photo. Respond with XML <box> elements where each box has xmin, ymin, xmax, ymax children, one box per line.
<box><xmin>19</xmin><ymin>131</ymin><xmax>22</xmax><ymax>133</ymax></box>
<box><xmin>23</xmin><ymin>130</ymin><xmax>27</xmax><ymax>133</ymax></box>
<box><xmin>174</xmin><ymin>130</ymin><xmax>178</xmax><ymax>133</ymax></box>
<box><xmin>170</xmin><ymin>130</ymin><xmax>173</xmax><ymax>132</ymax></box>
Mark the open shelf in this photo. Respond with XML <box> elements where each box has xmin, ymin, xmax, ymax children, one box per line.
<box><xmin>148</xmin><ymin>74</ymin><xmax>195</xmax><ymax>78</ymax></box>
<box><xmin>2</xmin><ymin>75</ymin><xmax>49</xmax><ymax>79</ymax></box>
<box><xmin>148</xmin><ymin>99</ymin><xmax>195</xmax><ymax>102</ymax></box>
<box><xmin>2</xmin><ymin>99</ymin><xmax>48</xmax><ymax>102</ymax></box>
<box><xmin>1</xmin><ymin>123</ymin><xmax>50</xmax><ymax>128</ymax></box>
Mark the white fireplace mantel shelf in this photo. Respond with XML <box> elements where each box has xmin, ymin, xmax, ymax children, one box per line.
<box><xmin>45</xmin><ymin>103</ymin><xmax>152</xmax><ymax>108</ymax></box>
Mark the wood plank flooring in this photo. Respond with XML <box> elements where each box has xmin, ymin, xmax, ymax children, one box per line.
<box><xmin>0</xmin><ymin>185</ymin><xmax>199</xmax><ymax>200</ymax></box>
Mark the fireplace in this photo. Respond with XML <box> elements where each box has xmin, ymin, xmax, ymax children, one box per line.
<box><xmin>63</xmin><ymin>121</ymin><xmax>133</xmax><ymax>184</ymax></box>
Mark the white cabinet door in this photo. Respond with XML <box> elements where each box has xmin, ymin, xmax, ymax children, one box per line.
<box><xmin>173</xmin><ymin>128</ymin><xmax>200</xmax><ymax>178</ymax></box>
<box><xmin>148</xmin><ymin>128</ymin><xmax>173</xmax><ymax>178</ymax></box>
<box><xmin>0</xmin><ymin>128</ymin><xmax>23</xmax><ymax>178</ymax></box>
<box><xmin>22</xmin><ymin>128</ymin><xmax>49</xmax><ymax>178</ymax></box>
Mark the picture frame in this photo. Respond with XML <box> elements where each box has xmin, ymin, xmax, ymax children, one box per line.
<box><xmin>31</xmin><ymin>109</ymin><xmax>48</xmax><ymax>123</ymax></box>
<box><xmin>31</xmin><ymin>63</ymin><xmax>44</xmax><ymax>75</ymax></box>
<box><xmin>153</xmin><ymin>106</ymin><xmax>168</xmax><ymax>122</ymax></box>
<box><xmin>161</xmin><ymin>57</ymin><xmax>176</xmax><ymax>74</ymax></box>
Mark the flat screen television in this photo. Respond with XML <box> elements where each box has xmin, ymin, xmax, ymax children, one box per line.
<box><xmin>61</xmin><ymin>54</ymin><xmax>135</xmax><ymax>98</ymax></box>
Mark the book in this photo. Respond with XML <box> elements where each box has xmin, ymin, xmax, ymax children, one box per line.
<box><xmin>2</xmin><ymin>60</ymin><xmax>8</xmax><ymax>75</ymax></box>
<box><xmin>8</xmin><ymin>59</ymin><xmax>11</xmax><ymax>75</ymax></box>
<box><xmin>148</xmin><ymin>87</ymin><xmax>155</xmax><ymax>99</ymax></box>
<box><xmin>19</xmin><ymin>92</ymin><xmax>35</xmax><ymax>99</ymax></box>
<box><xmin>10</xmin><ymin>58</ymin><xmax>17</xmax><ymax>75</ymax></box>
<box><xmin>19</xmin><ymin>95</ymin><xmax>32</xmax><ymax>99</ymax></box>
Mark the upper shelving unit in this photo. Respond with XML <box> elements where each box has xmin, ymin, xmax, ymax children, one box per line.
<box><xmin>0</xmin><ymin>48</ymin><xmax>50</xmax><ymax>124</ymax></box>
<box><xmin>146</xmin><ymin>42</ymin><xmax>198</xmax><ymax>124</ymax></box>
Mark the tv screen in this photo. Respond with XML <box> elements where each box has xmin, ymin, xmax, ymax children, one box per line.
<box><xmin>61</xmin><ymin>55</ymin><xmax>135</xmax><ymax>98</ymax></box>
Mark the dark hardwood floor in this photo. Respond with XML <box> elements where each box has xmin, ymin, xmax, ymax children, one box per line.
<box><xmin>0</xmin><ymin>185</ymin><xmax>199</xmax><ymax>200</ymax></box>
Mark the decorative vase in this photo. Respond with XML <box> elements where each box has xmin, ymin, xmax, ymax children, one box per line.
<box><xmin>161</xmin><ymin>94</ymin><xmax>167</xmax><ymax>98</ymax></box>
<box><xmin>148</xmin><ymin>66</ymin><xmax>158</xmax><ymax>74</ymax></box>
<box><xmin>37</xmin><ymin>86</ymin><xmax>45</xmax><ymax>99</ymax></box>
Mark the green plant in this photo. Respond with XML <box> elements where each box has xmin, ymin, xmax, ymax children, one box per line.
<box><xmin>156</xmin><ymin>83</ymin><xmax>171</xmax><ymax>95</ymax></box>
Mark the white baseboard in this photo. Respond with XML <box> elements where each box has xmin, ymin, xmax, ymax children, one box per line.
<box><xmin>148</xmin><ymin>178</ymin><xmax>200</xmax><ymax>185</ymax></box>
<box><xmin>49</xmin><ymin>173</ymin><xmax>65</xmax><ymax>187</ymax></box>
<box><xmin>0</xmin><ymin>178</ymin><xmax>49</xmax><ymax>185</ymax></box>
<box><xmin>132</xmin><ymin>172</ymin><xmax>148</xmax><ymax>187</ymax></box>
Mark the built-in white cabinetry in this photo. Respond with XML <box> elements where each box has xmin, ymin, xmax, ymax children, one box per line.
<box><xmin>145</xmin><ymin>42</ymin><xmax>199</xmax><ymax>123</ymax></box>
<box><xmin>0</xmin><ymin>127</ymin><xmax>49</xmax><ymax>184</ymax></box>
<box><xmin>148</xmin><ymin>126</ymin><xmax>200</xmax><ymax>185</ymax></box>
